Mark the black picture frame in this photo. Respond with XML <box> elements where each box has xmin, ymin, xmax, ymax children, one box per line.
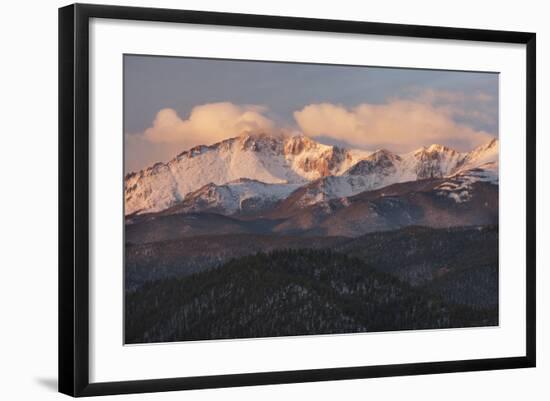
<box><xmin>59</xmin><ymin>3</ymin><xmax>536</xmax><ymax>397</ymax></box>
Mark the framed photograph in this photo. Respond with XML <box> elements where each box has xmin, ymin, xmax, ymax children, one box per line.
<box><xmin>59</xmin><ymin>3</ymin><xmax>536</xmax><ymax>397</ymax></box>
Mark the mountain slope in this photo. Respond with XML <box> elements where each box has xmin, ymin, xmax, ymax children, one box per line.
<box><xmin>285</xmin><ymin>139</ymin><xmax>498</xmax><ymax>208</ymax></box>
<box><xmin>125</xmin><ymin>134</ymin><xmax>366</xmax><ymax>215</ymax></box>
<box><xmin>337</xmin><ymin>225</ymin><xmax>498</xmax><ymax>287</ymax></box>
<box><xmin>125</xmin><ymin>133</ymin><xmax>498</xmax><ymax>218</ymax></box>
<box><xmin>270</xmin><ymin>177</ymin><xmax>498</xmax><ymax>237</ymax></box>
<box><xmin>125</xmin><ymin>213</ymin><xmax>277</xmax><ymax>244</ymax></box>
<box><xmin>125</xmin><ymin>234</ymin><xmax>349</xmax><ymax>290</ymax></box>
<box><xmin>125</xmin><ymin>249</ymin><xmax>497</xmax><ymax>343</ymax></box>
<box><xmin>125</xmin><ymin>170</ymin><xmax>498</xmax><ymax>244</ymax></box>
<box><xmin>156</xmin><ymin>178</ymin><xmax>301</xmax><ymax>216</ymax></box>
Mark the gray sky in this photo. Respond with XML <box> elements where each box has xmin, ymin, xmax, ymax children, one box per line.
<box><xmin>124</xmin><ymin>55</ymin><xmax>498</xmax><ymax>173</ymax></box>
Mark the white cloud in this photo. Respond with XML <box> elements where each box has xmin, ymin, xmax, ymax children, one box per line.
<box><xmin>126</xmin><ymin>95</ymin><xmax>497</xmax><ymax>172</ymax></box>
<box><xmin>144</xmin><ymin>102</ymin><xmax>276</xmax><ymax>145</ymax></box>
<box><xmin>125</xmin><ymin>102</ymin><xmax>279</xmax><ymax>172</ymax></box>
<box><xmin>293</xmin><ymin>99</ymin><xmax>495</xmax><ymax>152</ymax></box>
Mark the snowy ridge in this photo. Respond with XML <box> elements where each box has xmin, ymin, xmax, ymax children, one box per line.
<box><xmin>291</xmin><ymin>139</ymin><xmax>499</xmax><ymax>207</ymax></box>
<box><xmin>125</xmin><ymin>133</ymin><xmax>499</xmax><ymax>215</ymax></box>
<box><xmin>433</xmin><ymin>139</ymin><xmax>499</xmax><ymax>203</ymax></box>
<box><xmin>456</xmin><ymin>138</ymin><xmax>499</xmax><ymax>173</ymax></box>
<box><xmin>435</xmin><ymin>160</ymin><xmax>499</xmax><ymax>203</ymax></box>
<box><xmin>165</xmin><ymin>178</ymin><xmax>302</xmax><ymax>215</ymax></box>
<box><xmin>125</xmin><ymin>133</ymin><xmax>367</xmax><ymax>215</ymax></box>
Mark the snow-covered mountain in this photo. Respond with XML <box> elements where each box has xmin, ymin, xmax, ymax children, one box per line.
<box><xmin>125</xmin><ymin>133</ymin><xmax>368</xmax><ymax>215</ymax></box>
<box><xmin>286</xmin><ymin>139</ymin><xmax>499</xmax><ymax>207</ymax></box>
<box><xmin>158</xmin><ymin>178</ymin><xmax>302</xmax><ymax>216</ymax></box>
<box><xmin>435</xmin><ymin>160</ymin><xmax>498</xmax><ymax>203</ymax></box>
<box><xmin>125</xmin><ymin>133</ymin><xmax>498</xmax><ymax>216</ymax></box>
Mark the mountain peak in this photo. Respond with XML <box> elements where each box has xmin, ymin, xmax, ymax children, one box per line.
<box><xmin>412</xmin><ymin>144</ymin><xmax>458</xmax><ymax>157</ymax></box>
<box><xmin>283</xmin><ymin>134</ymin><xmax>328</xmax><ymax>155</ymax></box>
<box><xmin>427</xmin><ymin>144</ymin><xmax>453</xmax><ymax>153</ymax></box>
<box><xmin>238</xmin><ymin>132</ymin><xmax>284</xmax><ymax>152</ymax></box>
<box><xmin>125</xmin><ymin>134</ymin><xmax>499</xmax><ymax>216</ymax></box>
<box><xmin>369</xmin><ymin>148</ymin><xmax>401</xmax><ymax>161</ymax></box>
<box><xmin>479</xmin><ymin>137</ymin><xmax>498</xmax><ymax>150</ymax></box>
<box><xmin>345</xmin><ymin>149</ymin><xmax>400</xmax><ymax>177</ymax></box>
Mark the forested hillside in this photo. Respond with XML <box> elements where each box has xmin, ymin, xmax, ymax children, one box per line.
<box><xmin>125</xmin><ymin>249</ymin><xmax>497</xmax><ymax>344</ymax></box>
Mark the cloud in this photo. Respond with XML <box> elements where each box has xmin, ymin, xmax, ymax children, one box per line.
<box><xmin>126</xmin><ymin>94</ymin><xmax>497</xmax><ymax>173</ymax></box>
<box><xmin>293</xmin><ymin>98</ymin><xmax>496</xmax><ymax>152</ymax></box>
<box><xmin>144</xmin><ymin>102</ymin><xmax>276</xmax><ymax>145</ymax></box>
<box><xmin>401</xmin><ymin>88</ymin><xmax>498</xmax><ymax>130</ymax></box>
<box><xmin>126</xmin><ymin>102</ymin><xmax>279</xmax><ymax>172</ymax></box>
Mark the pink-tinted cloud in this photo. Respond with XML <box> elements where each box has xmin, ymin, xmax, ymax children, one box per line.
<box><xmin>144</xmin><ymin>102</ymin><xmax>276</xmax><ymax>145</ymax></box>
<box><xmin>126</xmin><ymin>94</ymin><xmax>497</xmax><ymax>173</ymax></box>
<box><xmin>293</xmin><ymin>99</ymin><xmax>495</xmax><ymax>152</ymax></box>
<box><xmin>125</xmin><ymin>102</ymin><xmax>279</xmax><ymax>173</ymax></box>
